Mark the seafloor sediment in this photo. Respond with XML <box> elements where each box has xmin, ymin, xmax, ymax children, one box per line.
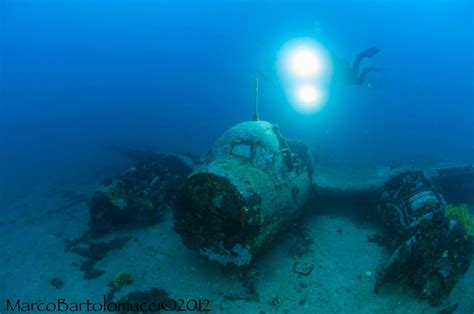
<box><xmin>0</xmin><ymin>164</ymin><xmax>472</xmax><ymax>314</ymax></box>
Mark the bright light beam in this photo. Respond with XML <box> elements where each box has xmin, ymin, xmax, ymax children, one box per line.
<box><xmin>294</xmin><ymin>84</ymin><xmax>323</xmax><ymax>112</ymax></box>
<box><xmin>288</xmin><ymin>48</ymin><xmax>322</xmax><ymax>79</ymax></box>
<box><xmin>279</xmin><ymin>38</ymin><xmax>329</xmax><ymax>81</ymax></box>
<box><xmin>297</xmin><ymin>84</ymin><xmax>319</xmax><ymax>104</ymax></box>
<box><xmin>277</xmin><ymin>38</ymin><xmax>331</xmax><ymax>113</ymax></box>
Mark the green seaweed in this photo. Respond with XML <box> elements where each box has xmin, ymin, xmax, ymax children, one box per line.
<box><xmin>133</xmin><ymin>196</ymin><xmax>154</xmax><ymax>209</ymax></box>
<box><xmin>106</xmin><ymin>185</ymin><xmax>127</xmax><ymax>204</ymax></box>
<box><xmin>106</xmin><ymin>184</ymin><xmax>154</xmax><ymax>210</ymax></box>
<box><xmin>445</xmin><ymin>203</ymin><xmax>474</xmax><ymax>237</ymax></box>
<box><xmin>113</xmin><ymin>272</ymin><xmax>133</xmax><ymax>289</ymax></box>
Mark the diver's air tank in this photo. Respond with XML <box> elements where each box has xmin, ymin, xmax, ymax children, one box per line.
<box><xmin>173</xmin><ymin>121</ymin><xmax>313</xmax><ymax>266</ymax></box>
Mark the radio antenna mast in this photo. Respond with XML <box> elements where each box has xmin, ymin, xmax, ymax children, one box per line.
<box><xmin>252</xmin><ymin>72</ymin><xmax>260</xmax><ymax>121</ymax></box>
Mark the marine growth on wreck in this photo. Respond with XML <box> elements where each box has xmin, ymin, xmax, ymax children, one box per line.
<box><xmin>174</xmin><ymin>121</ymin><xmax>313</xmax><ymax>266</ymax></box>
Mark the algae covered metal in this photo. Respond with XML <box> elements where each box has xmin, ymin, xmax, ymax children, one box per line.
<box><xmin>89</xmin><ymin>153</ymin><xmax>193</xmax><ymax>233</ymax></box>
<box><xmin>174</xmin><ymin>121</ymin><xmax>313</xmax><ymax>266</ymax></box>
<box><xmin>375</xmin><ymin>170</ymin><xmax>474</xmax><ymax>304</ymax></box>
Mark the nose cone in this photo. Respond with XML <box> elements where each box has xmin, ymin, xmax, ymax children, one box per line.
<box><xmin>174</xmin><ymin>171</ymin><xmax>258</xmax><ymax>266</ymax></box>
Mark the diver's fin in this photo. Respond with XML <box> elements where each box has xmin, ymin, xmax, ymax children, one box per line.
<box><xmin>359</xmin><ymin>47</ymin><xmax>381</xmax><ymax>58</ymax></box>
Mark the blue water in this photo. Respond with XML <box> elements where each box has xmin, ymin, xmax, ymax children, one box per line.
<box><xmin>1</xmin><ymin>2</ymin><xmax>474</xmax><ymax>313</ymax></box>
<box><xmin>1</xmin><ymin>1</ymin><xmax>473</xmax><ymax>198</ymax></box>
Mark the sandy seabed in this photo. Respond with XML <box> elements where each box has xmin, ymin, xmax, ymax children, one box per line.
<box><xmin>1</xmin><ymin>166</ymin><xmax>473</xmax><ymax>314</ymax></box>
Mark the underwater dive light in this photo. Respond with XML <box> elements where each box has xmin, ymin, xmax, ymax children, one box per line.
<box><xmin>296</xmin><ymin>84</ymin><xmax>320</xmax><ymax>105</ymax></box>
<box><xmin>288</xmin><ymin>47</ymin><xmax>322</xmax><ymax>79</ymax></box>
<box><xmin>280</xmin><ymin>38</ymin><xmax>328</xmax><ymax>81</ymax></box>
<box><xmin>278</xmin><ymin>38</ymin><xmax>331</xmax><ymax>113</ymax></box>
<box><xmin>293</xmin><ymin>84</ymin><xmax>325</xmax><ymax>113</ymax></box>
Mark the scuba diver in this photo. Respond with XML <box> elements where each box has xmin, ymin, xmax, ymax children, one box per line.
<box><xmin>334</xmin><ymin>47</ymin><xmax>383</xmax><ymax>85</ymax></box>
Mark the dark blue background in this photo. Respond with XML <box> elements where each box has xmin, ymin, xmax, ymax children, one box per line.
<box><xmin>1</xmin><ymin>0</ymin><xmax>472</xmax><ymax>200</ymax></box>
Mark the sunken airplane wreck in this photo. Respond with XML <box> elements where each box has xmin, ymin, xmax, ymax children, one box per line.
<box><xmin>174</xmin><ymin>121</ymin><xmax>313</xmax><ymax>266</ymax></box>
<box><xmin>88</xmin><ymin>120</ymin><xmax>473</xmax><ymax>306</ymax></box>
